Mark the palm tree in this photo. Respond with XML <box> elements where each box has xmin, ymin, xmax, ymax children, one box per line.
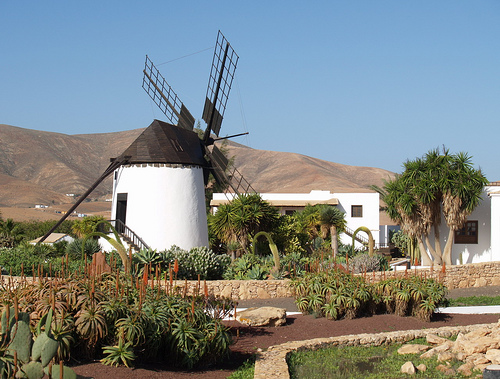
<box><xmin>0</xmin><ymin>218</ymin><xmax>24</xmax><ymax>248</ymax></box>
<box><xmin>318</xmin><ymin>205</ymin><xmax>346</xmax><ymax>259</ymax></box>
<box><xmin>209</xmin><ymin>194</ymin><xmax>279</xmax><ymax>257</ymax></box>
<box><xmin>375</xmin><ymin>148</ymin><xmax>488</xmax><ymax>266</ymax></box>
<box><xmin>72</xmin><ymin>216</ymin><xmax>107</xmax><ymax>239</ymax></box>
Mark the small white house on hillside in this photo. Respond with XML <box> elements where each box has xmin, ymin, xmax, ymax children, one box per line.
<box><xmin>30</xmin><ymin>233</ymin><xmax>74</xmax><ymax>245</ymax></box>
<box><xmin>211</xmin><ymin>190</ymin><xmax>386</xmax><ymax>248</ymax></box>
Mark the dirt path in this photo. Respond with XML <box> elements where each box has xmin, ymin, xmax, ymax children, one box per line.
<box><xmin>71</xmin><ymin>311</ymin><xmax>499</xmax><ymax>379</ymax></box>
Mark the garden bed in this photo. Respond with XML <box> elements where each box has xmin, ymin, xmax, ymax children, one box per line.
<box><xmin>67</xmin><ymin>312</ymin><xmax>499</xmax><ymax>378</ymax></box>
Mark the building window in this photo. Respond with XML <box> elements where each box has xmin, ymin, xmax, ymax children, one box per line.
<box><xmin>455</xmin><ymin>220</ymin><xmax>478</xmax><ymax>244</ymax></box>
<box><xmin>351</xmin><ymin>205</ymin><xmax>363</xmax><ymax>218</ymax></box>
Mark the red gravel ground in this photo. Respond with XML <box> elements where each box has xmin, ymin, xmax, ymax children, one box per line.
<box><xmin>70</xmin><ymin>312</ymin><xmax>499</xmax><ymax>379</ymax></box>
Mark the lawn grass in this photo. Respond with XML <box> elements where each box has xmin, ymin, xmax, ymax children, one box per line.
<box><xmin>446</xmin><ymin>295</ymin><xmax>500</xmax><ymax>307</ymax></box>
<box><xmin>229</xmin><ymin>295</ymin><xmax>498</xmax><ymax>378</ymax></box>
<box><xmin>287</xmin><ymin>338</ymin><xmax>472</xmax><ymax>379</ymax></box>
<box><xmin>227</xmin><ymin>357</ymin><xmax>255</xmax><ymax>379</ymax></box>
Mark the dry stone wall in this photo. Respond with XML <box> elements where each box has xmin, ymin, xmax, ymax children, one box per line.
<box><xmin>4</xmin><ymin>261</ymin><xmax>499</xmax><ymax>300</ymax></box>
<box><xmin>364</xmin><ymin>261</ymin><xmax>500</xmax><ymax>289</ymax></box>
<box><xmin>169</xmin><ymin>261</ymin><xmax>500</xmax><ymax>300</ymax></box>
<box><xmin>253</xmin><ymin>323</ymin><xmax>497</xmax><ymax>379</ymax></box>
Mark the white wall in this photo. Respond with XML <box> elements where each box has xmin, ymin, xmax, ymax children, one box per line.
<box><xmin>111</xmin><ymin>164</ymin><xmax>208</xmax><ymax>252</ymax></box>
<box><xmin>212</xmin><ymin>190</ymin><xmax>381</xmax><ymax>247</ymax></box>
<box><xmin>490</xmin><ymin>191</ymin><xmax>500</xmax><ymax>263</ymax></box>
<box><xmin>379</xmin><ymin>225</ymin><xmax>400</xmax><ymax>245</ymax></box>
<box><xmin>433</xmin><ymin>186</ymin><xmax>499</xmax><ymax>264</ymax></box>
<box><xmin>335</xmin><ymin>192</ymin><xmax>380</xmax><ymax>246</ymax></box>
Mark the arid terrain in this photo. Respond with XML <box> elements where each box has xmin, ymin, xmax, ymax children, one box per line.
<box><xmin>0</xmin><ymin>123</ymin><xmax>394</xmax><ymax>220</ymax></box>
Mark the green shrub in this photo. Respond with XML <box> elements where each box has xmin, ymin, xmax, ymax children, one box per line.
<box><xmin>0</xmin><ymin>244</ymin><xmax>51</xmax><ymax>275</ymax></box>
<box><xmin>66</xmin><ymin>238</ymin><xmax>101</xmax><ymax>260</ymax></box>
<box><xmin>348</xmin><ymin>253</ymin><xmax>386</xmax><ymax>274</ymax></box>
<box><xmin>290</xmin><ymin>268</ymin><xmax>447</xmax><ymax>322</ymax></box>
<box><xmin>160</xmin><ymin>246</ymin><xmax>230</xmax><ymax>280</ymax></box>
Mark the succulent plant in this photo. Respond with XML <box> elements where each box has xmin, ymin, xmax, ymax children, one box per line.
<box><xmin>0</xmin><ymin>307</ymin><xmax>78</xmax><ymax>379</ymax></box>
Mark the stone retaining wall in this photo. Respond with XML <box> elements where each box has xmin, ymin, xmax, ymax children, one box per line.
<box><xmin>170</xmin><ymin>261</ymin><xmax>500</xmax><ymax>300</ymax></box>
<box><xmin>169</xmin><ymin>279</ymin><xmax>294</xmax><ymax>300</ymax></box>
<box><xmin>253</xmin><ymin>323</ymin><xmax>497</xmax><ymax>379</ymax></box>
<box><xmin>364</xmin><ymin>261</ymin><xmax>500</xmax><ymax>289</ymax></box>
<box><xmin>4</xmin><ymin>261</ymin><xmax>500</xmax><ymax>300</ymax></box>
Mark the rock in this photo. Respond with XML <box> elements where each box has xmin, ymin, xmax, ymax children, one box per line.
<box><xmin>437</xmin><ymin>351</ymin><xmax>455</xmax><ymax>362</ymax></box>
<box><xmin>401</xmin><ymin>361</ymin><xmax>416</xmax><ymax>375</ymax></box>
<box><xmin>486</xmin><ymin>349</ymin><xmax>500</xmax><ymax>364</ymax></box>
<box><xmin>463</xmin><ymin>336</ymin><xmax>500</xmax><ymax>355</ymax></box>
<box><xmin>420</xmin><ymin>341</ymin><xmax>454</xmax><ymax>359</ymax></box>
<box><xmin>256</xmin><ymin>287</ymin><xmax>271</xmax><ymax>299</ymax></box>
<box><xmin>220</xmin><ymin>285</ymin><xmax>233</xmax><ymax>299</ymax></box>
<box><xmin>236</xmin><ymin>307</ymin><xmax>287</xmax><ymax>327</ymax></box>
<box><xmin>427</xmin><ymin>333</ymin><xmax>450</xmax><ymax>345</ymax></box>
<box><xmin>416</xmin><ymin>364</ymin><xmax>427</xmax><ymax>372</ymax></box>
<box><xmin>467</xmin><ymin>353</ymin><xmax>489</xmax><ymax>366</ymax></box>
<box><xmin>458</xmin><ymin>362</ymin><xmax>475</xmax><ymax>377</ymax></box>
<box><xmin>398</xmin><ymin>344</ymin><xmax>430</xmax><ymax>355</ymax></box>
<box><xmin>436</xmin><ymin>364</ymin><xmax>455</xmax><ymax>376</ymax></box>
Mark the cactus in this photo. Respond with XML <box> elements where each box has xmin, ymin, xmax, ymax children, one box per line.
<box><xmin>44</xmin><ymin>364</ymin><xmax>78</xmax><ymax>379</ymax></box>
<box><xmin>0</xmin><ymin>307</ymin><xmax>79</xmax><ymax>379</ymax></box>
<box><xmin>16</xmin><ymin>361</ymin><xmax>43</xmax><ymax>379</ymax></box>
<box><xmin>8</xmin><ymin>319</ymin><xmax>32</xmax><ymax>363</ymax></box>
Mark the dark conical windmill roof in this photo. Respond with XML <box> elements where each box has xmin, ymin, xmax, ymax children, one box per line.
<box><xmin>117</xmin><ymin>119</ymin><xmax>206</xmax><ymax>166</ymax></box>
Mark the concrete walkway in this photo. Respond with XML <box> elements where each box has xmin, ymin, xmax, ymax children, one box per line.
<box><xmin>436</xmin><ymin>305</ymin><xmax>500</xmax><ymax>314</ymax></box>
<box><xmin>234</xmin><ymin>286</ymin><xmax>500</xmax><ymax>318</ymax></box>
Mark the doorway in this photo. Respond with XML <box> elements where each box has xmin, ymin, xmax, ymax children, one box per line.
<box><xmin>116</xmin><ymin>193</ymin><xmax>127</xmax><ymax>233</ymax></box>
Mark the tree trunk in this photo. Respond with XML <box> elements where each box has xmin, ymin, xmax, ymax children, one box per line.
<box><xmin>424</xmin><ymin>235</ymin><xmax>443</xmax><ymax>264</ymax></box>
<box><xmin>418</xmin><ymin>237</ymin><xmax>433</xmax><ymax>266</ymax></box>
<box><xmin>331</xmin><ymin>226</ymin><xmax>338</xmax><ymax>260</ymax></box>
<box><xmin>442</xmin><ymin>228</ymin><xmax>455</xmax><ymax>266</ymax></box>
<box><xmin>433</xmin><ymin>223</ymin><xmax>443</xmax><ymax>257</ymax></box>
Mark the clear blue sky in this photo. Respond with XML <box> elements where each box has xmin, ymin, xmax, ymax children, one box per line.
<box><xmin>1</xmin><ymin>1</ymin><xmax>499</xmax><ymax>180</ymax></box>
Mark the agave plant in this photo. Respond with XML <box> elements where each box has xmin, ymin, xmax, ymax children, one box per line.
<box><xmin>115</xmin><ymin>314</ymin><xmax>146</xmax><ymax>347</ymax></box>
<box><xmin>75</xmin><ymin>301</ymin><xmax>108</xmax><ymax>348</ymax></box>
<box><xmin>322</xmin><ymin>300</ymin><xmax>339</xmax><ymax>320</ymax></box>
<box><xmin>394</xmin><ymin>287</ymin><xmax>412</xmax><ymax>317</ymax></box>
<box><xmin>101</xmin><ymin>336</ymin><xmax>136</xmax><ymax>368</ymax></box>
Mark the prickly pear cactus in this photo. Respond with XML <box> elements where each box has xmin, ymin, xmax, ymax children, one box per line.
<box><xmin>16</xmin><ymin>361</ymin><xmax>43</xmax><ymax>379</ymax></box>
<box><xmin>0</xmin><ymin>307</ymin><xmax>79</xmax><ymax>379</ymax></box>
<box><xmin>44</xmin><ymin>364</ymin><xmax>78</xmax><ymax>379</ymax></box>
<box><xmin>8</xmin><ymin>319</ymin><xmax>32</xmax><ymax>363</ymax></box>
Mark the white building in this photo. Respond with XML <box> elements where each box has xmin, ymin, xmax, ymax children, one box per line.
<box><xmin>211</xmin><ymin>190</ymin><xmax>385</xmax><ymax>248</ymax></box>
<box><xmin>31</xmin><ymin>233</ymin><xmax>74</xmax><ymax>245</ymax></box>
<box><xmin>434</xmin><ymin>183</ymin><xmax>500</xmax><ymax>264</ymax></box>
<box><xmin>110</xmin><ymin>120</ymin><xmax>209</xmax><ymax>252</ymax></box>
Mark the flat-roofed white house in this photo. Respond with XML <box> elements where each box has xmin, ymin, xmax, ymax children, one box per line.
<box><xmin>30</xmin><ymin>233</ymin><xmax>74</xmax><ymax>245</ymax></box>
<box><xmin>433</xmin><ymin>182</ymin><xmax>500</xmax><ymax>264</ymax></box>
<box><xmin>211</xmin><ymin>190</ymin><xmax>391</xmax><ymax>248</ymax></box>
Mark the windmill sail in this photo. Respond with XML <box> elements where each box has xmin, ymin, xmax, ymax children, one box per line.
<box><xmin>202</xmin><ymin>31</ymin><xmax>238</xmax><ymax>140</ymax></box>
<box><xmin>143</xmin><ymin>55</ymin><xmax>195</xmax><ymax>131</ymax></box>
<box><xmin>37</xmin><ymin>157</ymin><xmax>128</xmax><ymax>244</ymax></box>
<box><xmin>205</xmin><ymin>144</ymin><xmax>255</xmax><ymax>195</ymax></box>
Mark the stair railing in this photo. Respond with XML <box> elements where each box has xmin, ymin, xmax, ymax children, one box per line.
<box><xmin>108</xmin><ymin>220</ymin><xmax>151</xmax><ymax>252</ymax></box>
<box><xmin>343</xmin><ymin>226</ymin><xmax>370</xmax><ymax>245</ymax></box>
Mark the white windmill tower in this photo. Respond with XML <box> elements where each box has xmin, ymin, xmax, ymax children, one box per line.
<box><xmin>40</xmin><ymin>31</ymin><xmax>254</xmax><ymax>252</ymax></box>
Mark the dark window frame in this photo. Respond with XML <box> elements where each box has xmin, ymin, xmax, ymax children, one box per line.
<box><xmin>454</xmin><ymin>220</ymin><xmax>478</xmax><ymax>244</ymax></box>
<box><xmin>351</xmin><ymin>205</ymin><xmax>363</xmax><ymax>218</ymax></box>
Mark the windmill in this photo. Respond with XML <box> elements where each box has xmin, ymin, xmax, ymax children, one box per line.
<box><xmin>39</xmin><ymin>30</ymin><xmax>254</xmax><ymax>252</ymax></box>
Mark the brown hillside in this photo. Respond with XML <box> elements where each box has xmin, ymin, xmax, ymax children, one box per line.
<box><xmin>0</xmin><ymin>124</ymin><xmax>143</xmax><ymax>207</ymax></box>
<box><xmin>225</xmin><ymin>142</ymin><xmax>394</xmax><ymax>193</ymax></box>
<box><xmin>0</xmin><ymin>124</ymin><xmax>394</xmax><ymax>213</ymax></box>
